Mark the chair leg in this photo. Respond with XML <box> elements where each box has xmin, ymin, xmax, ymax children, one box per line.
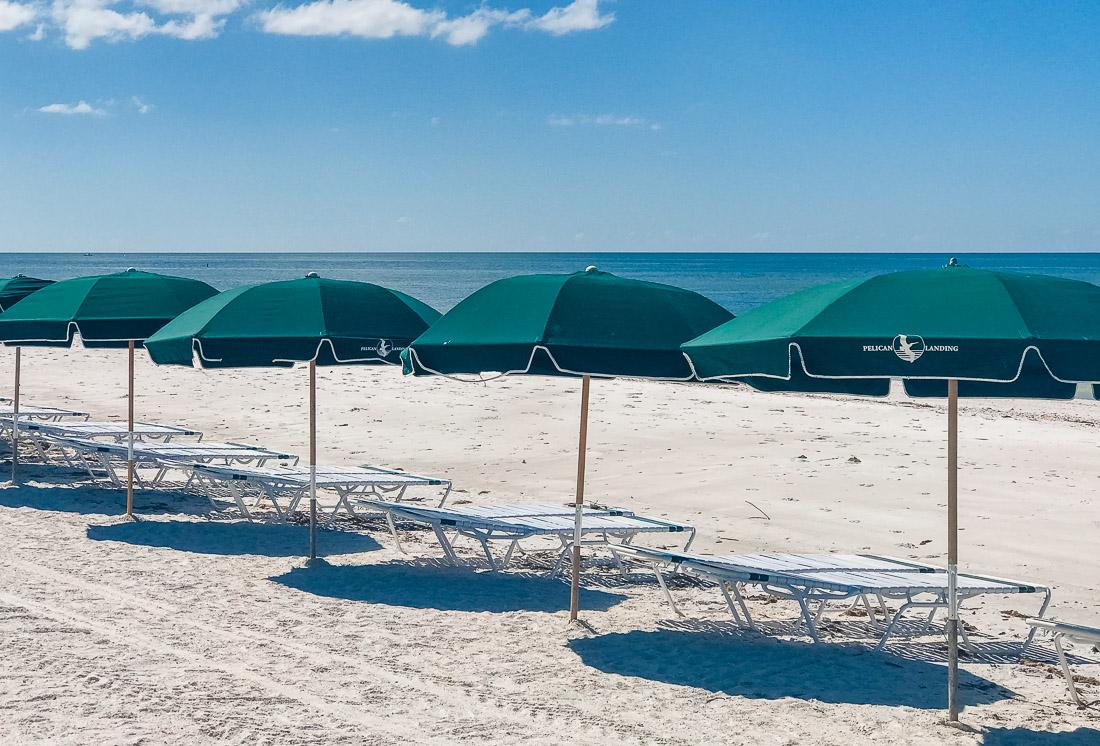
<box><xmin>652</xmin><ymin>564</ymin><xmax>684</xmax><ymax>618</ymax></box>
<box><xmin>875</xmin><ymin>600</ymin><xmax>917</xmax><ymax>651</ymax></box>
<box><xmin>797</xmin><ymin>597</ymin><xmax>821</xmax><ymax>643</ymax></box>
<box><xmin>718</xmin><ymin>582</ymin><xmax>743</xmax><ymax>626</ymax></box>
<box><xmin>1053</xmin><ymin>635</ymin><xmax>1088</xmax><ymax>708</ymax></box>
<box><xmin>729</xmin><ymin>583</ymin><xmax>756</xmax><ymax>630</ymax></box>
<box><xmin>384</xmin><ymin>512</ymin><xmax>406</xmax><ymax>554</ymax></box>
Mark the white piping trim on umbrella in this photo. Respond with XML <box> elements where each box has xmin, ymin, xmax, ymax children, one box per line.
<box><xmin>685</xmin><ymin>342</ymin><xmax>1100</xmax><ymax>385</ymax></box>
<box><xmin>190</xmin><ymin>336</ymin><xmax>402</xmax><ymax>368</ymax></box>
<box><xmin>405</xmin><ymin>344</ymin><xmax>698</xmax><ymax>384</ymax></box>
<box><xmin>0</xmin><ymin>321</ymin><xmax>143</xmax><ymax>345</ymax></box>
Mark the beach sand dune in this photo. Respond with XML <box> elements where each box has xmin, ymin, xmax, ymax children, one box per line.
<box><xmin>0</xmin><ymin>346</ymin><xmax>1097</xmax><ymax>744</ymax></box>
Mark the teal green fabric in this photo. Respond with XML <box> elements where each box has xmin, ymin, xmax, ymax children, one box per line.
<box><xmin>402</xmin><ymin>268</ymin><xmax>733</xmax><ymax>379</ymax></box>
<box><xmin>0</xmin><ymin>270</ymin><xmax>217</xmax><ymax>348</ymax></box>
<box><xmin>145</xmin><ymin>275</ymin><xmax>440</xmax><ymax>368</ymax></box>
<box><xmin>683</xmin><ymin>266</ymin><xmax>1100</xmax><ymax>399</ymax></box>
<box><xmin>0</xmin><ymin>275</ymin><xmax>53</xmax><ymax>312</ymax></box>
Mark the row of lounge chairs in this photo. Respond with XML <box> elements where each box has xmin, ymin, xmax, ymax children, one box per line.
<box><xmin>1</xmin><ymin>397</ymin><xmax>1094</xmax><ymax>707</ymax></box>
<box><xmin>0</xmin><ymin>401</ymin><xmax>450</xmax><ymax>522</ymax></box>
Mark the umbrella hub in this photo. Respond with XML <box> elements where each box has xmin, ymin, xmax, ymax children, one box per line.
<box><xmin>306</xmin><ymin>272</ymin><xmax>320</xmax><ymax>278</ymax></box>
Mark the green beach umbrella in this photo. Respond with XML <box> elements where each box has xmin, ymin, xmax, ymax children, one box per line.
<box><xmin>403</xmin><ymin>267</ymin><xmax>733</xmax><ymax>621</ymax></box>
<box><xmin>0</xmin><ymin>269</ymin><xmax>218</xmax><ymax>504</ymax></box>
<box><xmin>0</xmin><ymin>275</ymin><xmax>55</xmax><ymax>483</ymax></box>
<box><xmin>682</xmin><ymin>260</ymin><xmax>1100</xmax><ymax>721</ymax></box>
<box><xmin>145</xmin><ymin>273</ymin><xmax>441</xmax><ymax>559</ymax></box>
<box><xmin>0</xmin><ymin>275</ymin><xmax>54</xmax><ymax>312</ymax></box>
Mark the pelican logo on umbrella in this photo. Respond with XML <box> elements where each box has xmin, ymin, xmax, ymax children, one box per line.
<box><xmin>892</xmin><ymin>334</ymin><xmax>925</xmax><ymax>363</ymax></box>
<box><xmin>376</xmin><ymin>339</ymin><xmax>392</xmax><ymax>358</ymax></box>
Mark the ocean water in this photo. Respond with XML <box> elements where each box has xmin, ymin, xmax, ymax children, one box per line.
<box><xmin>2</xmin><ymin>252</ymin><xmax>1100</xmax><ymax>314</ymax></box>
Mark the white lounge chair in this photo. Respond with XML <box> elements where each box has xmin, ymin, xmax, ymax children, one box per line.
<box><xmin>613</xmin><ymin>546</ymin><xmax>1050</xmax><ymax>650</ymax></box>
<box><xmin>15</xmin><ymin>420</ymin><xmax>202</xmax><ymax>462</ymax></box>
<box><xmin>366</xmin><ymin>500</ymin><xmax>695</xmax><ymax>574</ymax></box>
<box><xmin>1026</xmin><ymin>618</ymin><xmax>1100</xmax><ymax>708</ymax></box>
<box><xmin>187</xmin><ymin>463</ymin><xmax>452</xmax><ymax>522</ymax></box>
<box><xmin>0</xmin><ymin>403</ymin><xmax>89</xmax><ymax>425</ymax></box>
<box><xmin>50</xmin><ymin>437</ymin><xmax>296</xmax><ymax>489</ymax></box>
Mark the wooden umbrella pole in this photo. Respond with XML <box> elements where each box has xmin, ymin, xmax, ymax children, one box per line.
<box><xmin>947</xmin><ymin>378</ymin><xmax>960</xmax><ymax>721</ymax></box>
<box><xmin>11</xmin><ymin>347</ymin><xmax>20</xmax><ymax>484</ymax></box>
<box><xmin>570</xmin><ymin>374</ymin><xmax>591</xmax><ymax>623</ymax></box>
<box><xmin>126</xmin><ymin>340</ymin><xmax>135</xmax><ymax>517</ymax></box>
<box><xmin>309</xmin><ymin>360</ymin><xmax>317</xmax><ymax>561</ymax></box>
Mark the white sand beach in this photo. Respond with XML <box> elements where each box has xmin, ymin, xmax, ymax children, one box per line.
<box><xmin>1</xmin><ymin>346</ymin><xmax>1098</xmax><ymax>745</ymax></box>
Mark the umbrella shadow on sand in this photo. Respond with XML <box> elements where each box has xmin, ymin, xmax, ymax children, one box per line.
<box><xmin>87</xmin><ymin>521</ymin><xmax>381</xmax><ymax>558</ymax></box>
<box><xmin>980</xmin><ymin>728</ymin><xmax>1100</xmax><ymax>745</ymax></box>
<box><xmin>568</xmin><ymin>627</ymin><xmax>1015</xmax><ymax>709</ymax></box>
<box><xmin>271</xmin><ymin>560</ymin><xmax>628</xmax><ymax>614</ymax></box>
<box><xmin>0</xmin><ymin>479</ymin><xmax>212</xmax><ymax>517</ymax></box>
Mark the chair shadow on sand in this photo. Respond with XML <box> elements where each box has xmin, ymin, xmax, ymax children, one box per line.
<box><xmin>568</xmin><ymin>625</ymin><xmax>1016</xmax><ymax>709</ymax></box>
<box><xmin>271</xmin><ymin>560</ymin><xmax>629</xmax><ymax>614</ymax></box>
<box><xmin>981</xmin><ymin>728</ymin><xmax>1100</xmax><ymax>745</ymax></box>
<box><xmin>87</xmin><ymin>521</ymin><xmax>381</xmax><ymax>558</ymax></box>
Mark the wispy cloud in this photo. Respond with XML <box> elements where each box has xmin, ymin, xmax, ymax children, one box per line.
<box><xmin>549</xmin><ymin>113</ymin><xmax>660</xmax><ymax>130</ymax></box>
<box><xmin>131</xmin><ymin>95</ymin><xmax>153</xmax><ymax>113</ymax></box>
<box><xmin>37</xmin><ymin>100</ymin><xmax>107</xmax><ymax>115</ymax></box>
<box><xmin>258</xmin><ymin>0</ymin><xmax>613</xmax><ymax>46</ymax></box>
<box><xmin>0</xmin><ymin>0</ymin><xmax>36</xmax><ymax>31</ymax></box>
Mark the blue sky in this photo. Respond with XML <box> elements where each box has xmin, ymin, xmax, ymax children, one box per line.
<box><xmin>1</xmin><ymin>1</ymin><xmax>1099</xmax><ymax>253</ymax></box>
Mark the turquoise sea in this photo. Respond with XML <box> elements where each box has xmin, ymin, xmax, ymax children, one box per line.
<box><xmin>2</xmin><ymin>253</ymin><xmax>1100</xmax><ymax>314</ymax></box>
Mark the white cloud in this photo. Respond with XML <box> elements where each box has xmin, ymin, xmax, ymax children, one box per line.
<box><xmin>37</xmin><ymin>100</ymin><xmax>107</xmax><ymax>115</ymax></box>
<box><xmin>257</xmin><ymin>0</ymin><xmax>440</xmax><ymax>39</ymax></box>
<box><xmin>131</xmin><ymin>95</ymin><xmax>152</xmax><ymax>113</ymax></box>
<box><xmin>26</xmin><ymin>21</ymin><xmax>45</xmax><ymax>37</ymax></box>
<box><xmin>50</xmin><ymin>0</ymin><xmax>244</xmax><ymax>48</ymax></box>
<box><xmin>52</xmin><ymin>0</ymin><xmax>156</xmax><ymax>49</ymax></box>
<box><xmin>528</xmin><ymin>0</ymin><xmax>611</xmax><ymax>35</ymax></box>
<box><xmin>259</xmin><ymin>0</ymin><xmax>613</xmax><ymax>45</ymax></box>
<box><xmin>593</xmin><ymin>114</ymin><xmax>643</xmax><ymax>126</ymax></box>
<box><xmin>430</xmin><ymin>6</ymin><xmax>528</xmax><ymax>45</ymax></box>
<box><xmin>16</xmin><ymin>0</ymin><xmax>613</xmax><ymax>48</ymax></box>
<box><xmin>549</xmin><ymin>113</ymin><xmax>660</xmax><ymax>129</ymax></box>
<box><xmin>0</xmin><ymin>0</ymin><xmax>37</xmax><ymax>31</ymax></box>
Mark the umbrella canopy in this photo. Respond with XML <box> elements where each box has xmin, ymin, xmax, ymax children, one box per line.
<box><xmin>0</xmin><ymin>268</ymin><xmax>217</xmax><ymax>508</ymax></box>
<box><xmin>0</xmin><ymin>269</ymin><xmax>218</xmax><ymax>346</ymax></box>
<box><xmin>402</xmin><ymin>267</ymin><xmax>733</xmax><ymax>623</ymax></box>
<box><xmin>0</xmin><ymin>275</ymin><xmax>54</xmax><ymax>312</ymax></box>
<box><xmin>680</xmin><ymin>261</ymin><xmax>1100</xmax><ymax>721</ymax></box>
<box><xmin>145</xmin><ymin>274</ymin><xmax>440</xmax><ymax>367</ymax></box>
<box><xmin>683</xmin><ymin>263</ymin><xmax>1100</xmax><ymax>398</ymax></box>
<box><xmin>402</xmin><ymin>268</ymin><xmax>733</xmax><ymax>380</ymax></box>
<box><xmin>145</xmin><ymin>273</ymin><xmax>441</xmax><ymax>561</ymax></box>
